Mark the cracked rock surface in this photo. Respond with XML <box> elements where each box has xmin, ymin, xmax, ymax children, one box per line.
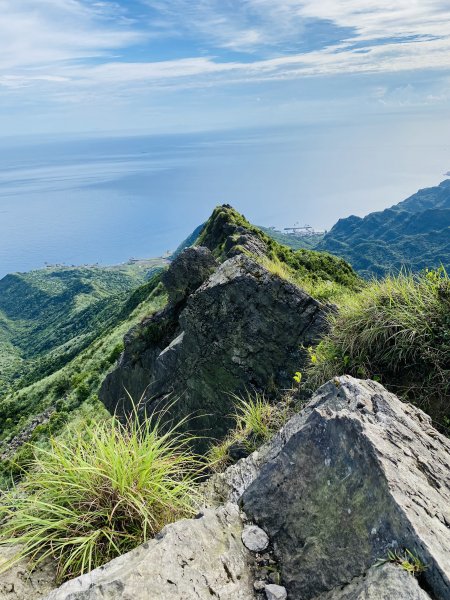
<box><xmin>0</xmin><ymin>546</ymin><xmax>55</xmax><ymax>600</ymax></box>
<box><xmin>42</xmin><ymin>504</ymin><xmax>254</xmax><ymax>600</ymax></box>
<box><xmin>314</xmin><ymin>563</ymin><xmax>431</xmax><ymax>599</ymax></box>
<box><xmin>100</xmin><ymin>250</ymin><xmax>328</xmax><ymax>447</ymax></box>
<box><xmin>237</xmin><ymin>376</ymin><xmax>450</xmax><ymax>600</ymax></box>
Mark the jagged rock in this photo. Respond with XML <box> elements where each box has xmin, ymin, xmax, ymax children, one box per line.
<box><xmin>162</xmin><ymin>246</ymin><xmax>218</xmax><ymax>305</ymax></box>
<box><xmin>100</xmin><ymin>252</ymin><xmax>328</xmax><ymax>445</ymax></box>
<box><xmin>238</xmin><ymin>376</ymin><xmax>450</xmax><ymax>600</ymax></box>
<box><xmin>241</xmin><ymin>525</ymin><xmax>269</xmax><ymax>552</ymax></box>
<box><xmin>42</xmin><ymin>504</ymin><xmax>254</xmax><ymax>600</ymax></box>
<box><xmin>0</xmin><ymin>546</ymin><xmax>55</xmax><ymax>600</ymax></box>
<box><xmin>197</xmin><ymin>204</ymin><xmax>269</xmax><ymax>259</ymax></box>
<box><xmin>264</xmin><ymin>584</ymin><xmax>287</xmax><ymax>600</ymax></box>
<box><xmin>314</xmin><ymin>564</ymin><xmax>431</xmax><ymax>599</ymax></box>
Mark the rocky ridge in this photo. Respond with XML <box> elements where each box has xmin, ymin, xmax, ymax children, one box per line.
<box><xmin>100</xmin><ymin>245</ymin><xmax>330</xmax><ymax>446</ymax></box>
<box><xmin>37</xmin><ymin>376</ymin><xmax>450</xmax><ymax>600</ymax></box>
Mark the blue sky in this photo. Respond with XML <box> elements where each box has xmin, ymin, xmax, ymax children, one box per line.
<box><xmin>1</xmin><ymin>0</ymin><xmax>450</xmax><ymax>136</ymax></box>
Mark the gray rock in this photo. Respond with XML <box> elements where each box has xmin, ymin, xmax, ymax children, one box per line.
<box><xmin>162</xmin><ymin>246</ymin><xmax>218</xmax><ymax>305</ymax></box>
<box><xmin>240</xmin><ymin>376</ymin><xmax>450</xmax><ymax>600</ymax></box>
<box><xmin>265</xmin><ymin>584</ymin><xmax>287</xmax><ymax>600</ymax></box>
<box><xmin>100</xmin><ymin>253</ymin><xmax>328</xmax><ymax>447</ymax></box>
<box><xmin>254</xmin><ymin>580</ymin><xmax>266</xmax><ymax>591</ymax></box>
<box><xmin>0</xmin><ymin>545</ymin><xmax>55</xmax><ymax>600</ymax></box>
<box><xmin>241</xmin><ymin>525</ymin><xmax>269</xmax><ymax>552</ymax></box>
<box><xmin>314</xmin><ymin>564</ymin><xmax>431</xmax><ymax>599</ymax></box>
<box><xmin>42</xmin><ymin>504</ymin><xmax>254</xmax><ymax>600</ymax></box>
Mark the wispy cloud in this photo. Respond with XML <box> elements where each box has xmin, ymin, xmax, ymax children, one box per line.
<box><xmin>1</xmin><ymin>0</ymin><xmax>450</xmax><ymax>133</ymax></box>
<box><xmin>0</xmin><ymin>0</ymin><xmax>141</xmax><ymax>70</ymax></box>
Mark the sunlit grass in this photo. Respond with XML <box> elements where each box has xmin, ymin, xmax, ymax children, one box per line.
<box><xmin>207</xmin><ymin>391</ymin><xmax>289</xmax><ymax>472</ymax></box>
<box><xmin>0</xmin><ymin>406</ymin><xmax>202</xmax><ymax>583</ymax></box>
<box><xmin>307</xmin><ymin>268</ymin><xmax>450</xmax><ymax>421</ymax></box>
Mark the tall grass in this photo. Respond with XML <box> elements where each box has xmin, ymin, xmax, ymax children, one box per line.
<box><xmin>257</xmin><ymin>255</ymin><xmax>354</xmax><ymax>305</ymax></box>
<box><xmin>0</xmin><ymin>408</ymin><xmax>202</xmax><ymax>582</ymax></box>
<box><xmin>308</xmin><ymin>268</ymin><xmax>450</xmax><ymax>423</ymax></box>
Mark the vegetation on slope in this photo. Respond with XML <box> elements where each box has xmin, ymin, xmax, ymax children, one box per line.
<box><xmin>0</xmin><ymin>409</ymin><xmax>201</xmax><ymax>582</ymax></box>
<box><xmin>0</xmin><ymin>261</ymin><xmax>167</xmax><ymax>395</ymax></box>
<box><xmin>197</xmin><ymin>205</ymin><xmax>359</xmax><ymax>290</ymax></box>
<box><xmin>0</xmin><ymin>274</ymin><xmax>168</xmax><ymax>486</ymax></box>
<box><xmin>318</xmin><ymin>180</ymin><xmax>450</xmax><ymax>277</ymax></box>
<box><xmin>307</xmin><ymin>267</ymin><xmax>450</xmax><ymax>427</ymax></box>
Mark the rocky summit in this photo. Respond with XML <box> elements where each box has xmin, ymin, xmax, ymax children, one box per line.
<box><xmin>36</xmin><ymin>376</ymin><xmax>450</xmax><ymax>600</ymax></box>
<box><xmin>100</xmin><ymin>246</ymin><xmax>329</xmax><ymax>445</ymax></box>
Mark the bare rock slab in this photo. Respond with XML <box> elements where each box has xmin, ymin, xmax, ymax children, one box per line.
<box><xmin>42</xmin><ymin>504</ymin><xmax>254</xmax><ymax>600</ymax></box>
<box><xmin>314</xmin><ymin>564</ymin><xmax>431</xmax><ymax>600</ymax></box>
<box><xmin>0</xmin><ymin>546</ymin><xmax>55</xmax><ymax>600</ymax></box>
<box><xmin>241</xmin><ymin>376</ymin><xmax>450</xmax><ymax>600</ymax></box>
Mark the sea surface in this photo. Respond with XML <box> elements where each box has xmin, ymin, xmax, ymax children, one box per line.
<box><xmin>0</xmin><ymin>123</ymin><xmax>448</xmax><ymax>278</ymax></box>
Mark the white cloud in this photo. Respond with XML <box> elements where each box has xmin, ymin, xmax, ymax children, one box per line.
<box><xmin>1</xmin><ymin>0</ymin><xmax>450</xmax><ymax>106</ymax></box>
<box><xmin>0</xmin><ymin>0</ymin><xmax>141</xmax><ymax>70</ymax></box>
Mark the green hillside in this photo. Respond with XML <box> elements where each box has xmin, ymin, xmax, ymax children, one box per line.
<box><xmin>318</xmin><ymin>180</ymin><xmax>450</xmax><ymax>277</ymax></box>
<box><xmin>0</xmin><ymin>260</ymin><xmax>168</xmax><ymax>395</ymax></box>
<box><xmin>0</xmin><ymin>272</ymin><xmax>168</xmax><ymax>485</ymax></box>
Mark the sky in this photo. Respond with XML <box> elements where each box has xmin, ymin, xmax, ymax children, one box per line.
<box><xmin>1</xmin><ymin>0</ymin><xmax>450</xmax><ymax>136</ymax></box>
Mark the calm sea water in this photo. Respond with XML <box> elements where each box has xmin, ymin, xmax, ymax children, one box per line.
<box><xmin>0</xmin><ymin>124</ymin><xmax>448</xmax><ymax>278</ymax></box>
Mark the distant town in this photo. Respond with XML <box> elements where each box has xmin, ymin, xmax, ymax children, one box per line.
<box><xmin>267</xmin><ymin>224</ymin><xmax>326</xmax><ymax>237</ymax></box>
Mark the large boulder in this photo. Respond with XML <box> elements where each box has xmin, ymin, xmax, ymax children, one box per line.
<box><xmin>214</xmin><ymin>376</ymin><xmax>450</xmax><ymax>600</ymax></box>
<box><xmin>161</xmin><ymin>246</ymin><xmax>218</xmax><ymax>305</ymax></box>
<box><xmin>100</xmin><ymin>253</ymin><xmax>329</xmax><ymax>444</ymax></box>
<box><xmin>31</xmin><ymin>377</ymin><xmax>450</xmax><ymax>600</ymax></box>
<box><xmin>42</xmin><ymin>504</ymin><xmax>254</xmax><ymax>600</ymax></box>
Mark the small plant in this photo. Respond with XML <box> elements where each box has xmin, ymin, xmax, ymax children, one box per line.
<box><xmin>376</xmin><ymin>548</ymin><xmax>428</xmax><ymax>576</ymax></box>
<box><xmin>293</xmin><ymin>371</ymin><xmax>302</xmax><ymax>385</ymax></box>
<box><xmin>207</xmin><ymin>392</ymin><xmax>289</xmax><ymax>472</ymax></box>
<box><xmin>0</xmin><ymin>406</ymin><xmax>202</xmax><ymax>583</ymax></box>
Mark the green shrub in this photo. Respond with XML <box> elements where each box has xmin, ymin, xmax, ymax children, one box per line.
<box><xmin>308</xmin><ymin>268</ymin><xmax>450</xmax><ymax>424</ymax></box>
<box><xmin>0</xmin><ymin>410</ymin><xmax>202</xmax><ymax>582</ymax></box>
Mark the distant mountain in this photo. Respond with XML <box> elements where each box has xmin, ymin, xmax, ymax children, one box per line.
<box><xmin>318</xmin><ymin>180</ymin><xmax>450</xmax><ymax>277</ymax></box>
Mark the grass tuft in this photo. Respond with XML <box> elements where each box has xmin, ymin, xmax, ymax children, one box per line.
<box><xmin>207</xmin><ymin>392</ymin><xmax>289</xmax><ymax>472</ymax></box>
<box><xmin>0</xmin><ymin>406</ymin><xmax>202</xmax><ymax>583</ymax></box>
<box><xmin>376</xmin><ymin>548</ymin><xmax>428</xmax><ymax>576</ymax></box>
<box><xmin>307</xmin><ymin>268</ymin><xmax>450</xmax><ymax>424</ymax></box>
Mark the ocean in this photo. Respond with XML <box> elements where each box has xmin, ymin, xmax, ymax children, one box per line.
<box><xmin>0</xmin><ymin>123</ymin><xmax>448</xmax><ymax>278</ymax></box>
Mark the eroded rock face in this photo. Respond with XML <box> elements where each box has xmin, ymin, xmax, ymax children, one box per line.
<box><xmin>42</xmin><ymin>504</ymin><xmax>254</xmax><ymax>600</ymax></box>
<box><xmin>100</xmin><ymin>252</ymin><xmax>328</xmax><ymax>444</ymax></box>
<box><xmin>161</xmin><ymin>246</ymin><xmax>218</xmax><ymax>305</ymax></box>
<box><xmin>237</xmin><ymin>376</ymin><xmax>450</xmax><ymax>600</ymax></box>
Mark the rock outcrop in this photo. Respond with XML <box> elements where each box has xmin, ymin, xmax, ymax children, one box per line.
<box><xmin>42</xmin><ymin>504</ymin><xmax>254</xmax><ymax>600</ymax></box>
<box><xmin>100</xmin><ymin>249</ymin><xmax>329</xmax><ymax>444</ymax></box>
<box><xmin>314</xmin><ymin>563</ymin><xmax>431</xmax><ymax>599</ymax></box>
<box><xmin>213</xmin><ymin>376</ymin><xmax>450</xmax><ymax>600</ymax></box>
<box><xmin>37</xmin><ymin>377</ymin><xmax>450</xmax><ymax>600</ymax></box>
